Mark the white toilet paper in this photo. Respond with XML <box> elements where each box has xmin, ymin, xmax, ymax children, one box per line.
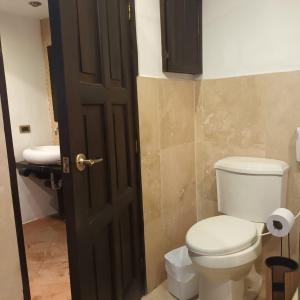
<box><xmin>266</xmin><ymin>208</ymin><xmax>295</xmax><ymax>237</ymax></box>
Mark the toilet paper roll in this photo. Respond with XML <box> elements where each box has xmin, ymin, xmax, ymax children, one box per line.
<box><xmin>266</xmin><ymin>208</ymin><xmax>295</xmax><ymax>237</ymax></box>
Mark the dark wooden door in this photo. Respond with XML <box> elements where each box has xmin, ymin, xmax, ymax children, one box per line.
<box><xmin>48</xmin><ymin>1</ymin><xmax>145</xmax><ymax>299</ymax></box>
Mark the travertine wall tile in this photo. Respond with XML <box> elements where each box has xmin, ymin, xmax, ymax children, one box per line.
<box><xmin>138</xmin><ymin>76</ymin><xmax>197</xmax><ymax>291</ymax></box>
<box><xmin>201</xmin><ymin>76</ymin><xmax>265</xmax><ymax>147</ymax></box>
<box><xmin>161</xmin><ymin>143</ymin><xmax>196</xmax><ymax>252</ymax></box>
<box><xmin>143</xmin><ymin>216</ymin><xmax>167</xmax><ymax>292</ymax></box>
<box><xmin>137</xmin><ymin>77</ymin><xmax>161</xmax><ymax>156</ymax></box>
<box><xmin>138</xmin><ymin>71</ymin><xmax>300</xmax><ymax>295</ymax></box>
<box><xmin>161</xmin><ymin>143</ymin><xmax>196</xmax><ymax>216</ymax></box>
<box><xmin>141</xmin><ymin>153</ymin><xmax>162</xmax><ymax>224</ymax></box>
<box><xmin>159</xmin><ymin>79</ymin><xmax>195</xmax><ymax>149</ymax></box>
<box><xmin>196</xmin><ymin>71</ymin><xmax>300</xmax><ymax>298</ymax></box>
<box><xmin>254</xmin><ymin>71</ymin><xmax>300</xmax><ymax>259</ymax></box>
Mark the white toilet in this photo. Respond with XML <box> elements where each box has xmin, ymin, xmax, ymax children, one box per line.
<box><xmin>186</xmin><ymin>157</ymin><xmax>289</xmax><ymax>300</ymax></box>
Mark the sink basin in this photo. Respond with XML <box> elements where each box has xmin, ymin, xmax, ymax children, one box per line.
<box><xmin>23</xmin><ymin>145</ymin><xmax>61</xmax><ymax>165</ymax></box>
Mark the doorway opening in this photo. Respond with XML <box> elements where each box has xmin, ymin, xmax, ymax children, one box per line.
<box><xmin>0</xmin><ymin>0</ymin><xmax>146</xmax><ymax>299</ymax></box>
<box><xmin>0</xmin><ymin>2</ymin><xmax>70</xmax><ymax>299</ymax></box>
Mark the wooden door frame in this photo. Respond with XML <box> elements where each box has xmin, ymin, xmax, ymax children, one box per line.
<box><xmin>0</xmin><ymin>1</ymin><xmax>145</xmax><ymax>299</ymax></box>
<box><xmin>0</xmin><ymin>40</ymin><xmax>31</xmax><ymax>300</ymax></box>
<box><xmin>129</xmin><ymin>0</ymin><xmax>147</xmax><ymax>293</ymax></box>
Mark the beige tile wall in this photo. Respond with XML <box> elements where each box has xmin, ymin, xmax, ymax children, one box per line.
<box><xmin>137</xmin><ymin>77</ymin><xmax>197</xmax><ymax>291</ymax></box>
<box><xmin>196</xmin><ymin>71</ymin><xmax>300</xmax><ymax>297</ymax></box>
<box><xmin>138</xmin><ymin>71</ymin><xmax>300</xmax><ymax>294</ymax></box>
<box><xmin>0</xmin><ymin>102</ymin><xmax>23</xmax><ymax>299</ymax></box>
<box><xmin>40</xmin><ymin>18</ymin><xmax>59</xmax><ymax>145</ymax></box>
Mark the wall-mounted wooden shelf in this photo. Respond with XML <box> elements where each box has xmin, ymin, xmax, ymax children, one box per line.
<box><xmin>160</xmin><ymin>0</ymin><xmax>203</xmax><ymax>75</ymax></box>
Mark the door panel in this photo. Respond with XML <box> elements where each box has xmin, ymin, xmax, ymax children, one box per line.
<box><xmin>82</xmin><ymin>105</ymin><xmax>109</xmax><ymax>211</ymax></box>
<box><xmin>113</xmin><ymin>105</ymin><xmax>131</xmax><ymax>191</ymax></box>
<box><xmin>119</xmin><ymin>208</ymin><xmax>134</xmax><ymax>290</ymax></box>
<box><xmin>49</xmin><ymin>0</ymin><xmax>145</xmax><ymax>299</ymax></box>
<box><xmin>94</xmin><ymin>227</ymin><xmax>114</xmax><ymax>299</ymax></box>
<box><xmin>77</xmin><ymin>0</ymin><xmax>102</xmax><ymax>83</ymax></box>
<box><xmin>106</xmin><ymin>0</ymin><xmax>123</xmax><ymax>82</ymax></box>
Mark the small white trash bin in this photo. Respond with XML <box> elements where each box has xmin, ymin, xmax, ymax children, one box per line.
<box><xmin>165</xmin><ymin>246</ymin><xmax>198</xmax><ymax>300</ymax></box>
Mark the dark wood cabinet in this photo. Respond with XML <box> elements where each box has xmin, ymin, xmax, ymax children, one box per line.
<box><xmin>160</xmin><ymin>0</ymin><xmax>202</xmax><ymax>75</ymax></box>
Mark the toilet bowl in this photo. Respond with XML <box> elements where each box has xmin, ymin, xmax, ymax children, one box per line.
<box><xmin>186</xmin><ymin>215</ymin><xmax>264</xmax><ymax>300</ymax></box>
<box><xmin>186</xmin><ymin>157</ymin><xmax>290</xmax><ymax>300</ymax></box>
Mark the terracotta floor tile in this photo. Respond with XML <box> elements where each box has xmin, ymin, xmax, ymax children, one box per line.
<box><xmin>30</xmin><ymin>282</ymin><xmax>71</xmax><ymax>300</ymax></box>
<box><xmin>24</xmin><ymin>217</ymin><xmax>71</xmax><ymax>300</ymax></box>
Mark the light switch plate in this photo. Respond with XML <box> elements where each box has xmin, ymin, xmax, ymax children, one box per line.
<box><xmin>19</xmin><ymin>125</ymin><xmax>31</xmax><ymax>134</ymax></box>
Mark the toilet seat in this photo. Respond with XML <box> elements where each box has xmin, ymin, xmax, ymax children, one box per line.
<box><xmin>187</xmin><ymin>220</ymin><xmax>264</xmax><ymax>270</ymax></box>
<box><xmin>189</xmin><ymin>229</ymin><xmax>263</xmax><ymax>270</ymax></box>
<box><xmin>186</xmin><ymin>215</ymin><xmax>258</xmax><ymax>256</ymax></box>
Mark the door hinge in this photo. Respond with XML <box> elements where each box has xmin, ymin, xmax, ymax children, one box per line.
<box><xmin>128</xmin><ymin>2</ymin><xmax>132</xmax><ymax>21</ymax></box>
<box><xmin>62</xmin><ymin>156</ymin><xmax>70</xmax><ymax>174</ymax></box>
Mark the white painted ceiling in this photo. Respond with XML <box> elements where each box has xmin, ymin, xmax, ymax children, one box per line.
<box><xmin>0</xmin><ymin>0</ymin><xmax>49</xmax><ymax>19</ymax></box>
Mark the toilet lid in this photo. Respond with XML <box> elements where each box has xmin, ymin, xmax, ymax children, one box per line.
<box><xmin>186</xmin><ymin>215</ymin><xmax>258</xmax><ymax>256</ymax></box>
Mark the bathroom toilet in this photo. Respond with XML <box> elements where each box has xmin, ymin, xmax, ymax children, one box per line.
<box><xmin>186</xmin><ymin>157</ymin><xmax>289</xmax><ymax>300</ymax></box>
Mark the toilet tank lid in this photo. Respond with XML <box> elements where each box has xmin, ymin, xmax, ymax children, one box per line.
<box><xmin>214</xmin><ymin>157</ymin><xmax>289</xmax><ymax>175</ymax></box>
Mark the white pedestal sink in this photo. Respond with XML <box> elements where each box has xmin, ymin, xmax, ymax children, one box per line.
<box><xmin>23</xmin><ymin>145</ymin><xmax>61</xmax><ymax>165</ymax></box>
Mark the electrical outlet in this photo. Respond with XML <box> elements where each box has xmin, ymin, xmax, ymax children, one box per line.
<box><xmin>19</xmin><ymin>125</ymin><xmax>31</xmax><ymax>134</ymax></box>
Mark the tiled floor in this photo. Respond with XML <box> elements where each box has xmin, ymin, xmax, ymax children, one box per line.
<box><xmin>142</xmin><ymin>281</ymin><xmax>176</xmax><ymax>300</ymax></box>
<box><xmin>143</xmin><ymin>281</ymin><xmax>269</xmax><ymax>300</ymax></box>
<box><xmin>23</xmin><ymin>217</ymin><xmax>71</xmax><ymax>300</ymax></box>
<box><xmin>23</xmin><ymin>218</ymin><xmax>286</xmax><ymax>300</ymax></box>
<box><xmin>142</xmin><ymin>283</ymin><xmax>300</xmax><ymax>300</ymax></box>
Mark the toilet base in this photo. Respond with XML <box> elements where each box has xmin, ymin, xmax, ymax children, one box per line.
<box><xmin>198</xmin><ymin>276</ymin><xmax>244</xmax><ymax>300</ymax></box>
<box><xmin>244</xmin><ymin>266</ymin><xmax>263</xmax><ymax>300</ymax></box>
<box><xmin>198</xmin><ymin>266</ymin><xmax>262</xmax><ymax>300</ymax></box>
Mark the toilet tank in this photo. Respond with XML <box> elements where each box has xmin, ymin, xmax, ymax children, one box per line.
<box><xmin>215</xmin><ymin>157</ymin><xmax>289</xmax><ymax>222</ymax></box>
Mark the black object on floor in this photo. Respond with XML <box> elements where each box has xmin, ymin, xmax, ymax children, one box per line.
<box><xmin>266</xmin><ymin>256</ymin><xmax>298</xmax><ymax>300</ymax></box>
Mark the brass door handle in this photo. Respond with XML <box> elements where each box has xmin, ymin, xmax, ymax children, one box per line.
<box><xmin>76</xmin><ymin>153</ymin><xmax>103</xmax><ymax>171</ymax></box>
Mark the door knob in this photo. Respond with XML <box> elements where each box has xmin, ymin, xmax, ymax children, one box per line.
<box><xmin>76</xmin><ymin>153</ymin><xmax>103</xmax><ymax>171</ymax></box>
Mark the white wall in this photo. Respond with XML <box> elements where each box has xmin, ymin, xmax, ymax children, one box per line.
<box><xmin>0</xmin><ymin>12</ymin><xmax>58</xmax><ymax>223</ymax></box>
<box><xmin>135</xmin><ymin>0</ymin><xmax>300</xmax><ymax>79</ymax></box>
<box><xmin>135</xmin><ymin>0</ymin><xmax>163</xmax><ymax>78</ymax></box>
<box><xmin>135</xmin><ymin>0</ymin><xmax>199</xmax><ymax>80</ymax></box>
<box><xmin>203</xmin><ymin>0</ymin><xmax>300</xmax><ymax>79</ymax></box>
<box><xmin>0</xmin><ymin>99</ymin><xmax>23</xmax><ymax>300</ymax></box>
